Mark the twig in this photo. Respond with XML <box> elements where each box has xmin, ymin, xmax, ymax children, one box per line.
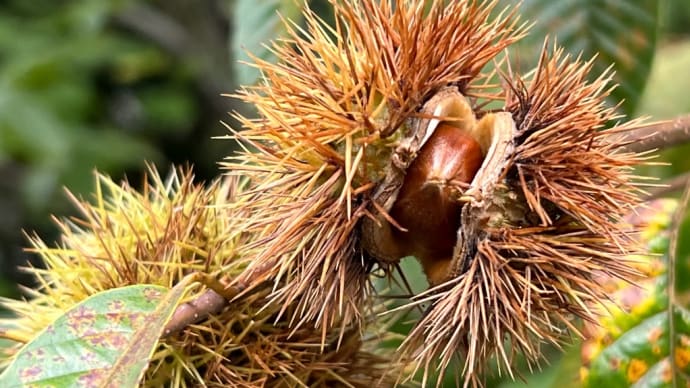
<box><xmin>616</xmin><ymin>114</ymin><xmax>690</xmax><ymax>153</ymax></box>
<box><xmin>163</xmin><ymin>289</ymin><xmax>228</xmax><ymax>337</ymax></box>
<box><xmin>644</xmin><ymin>172</ymin><xmax>690</xmax><ymax>200</ymax></box>
<box><xmin>163</xmin><ymin>261</ymin><xmax>275</xmax><ymax>338</ymax></box>
<box><xmin>163</xmin><ymin>272</ymin><xmax>243</xmax><ymax>338</ymax></box>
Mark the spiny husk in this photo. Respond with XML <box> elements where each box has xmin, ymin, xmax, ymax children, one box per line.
<box><xmin>224</xmin><ymin>0</ymin><xmax>527</xmax><ymax>333</ymax></box>
<box><xmin>506</xmin><ymin>45</ymin><xmax>647</xmax><ymax>247</ymax></box>
<box><xmin>0</xmin><ymin>167</ymin><xmax>399</xmax><ymax>387</ymax></box>
<box><xmin>399</xmin><ymin>45</ymin><xmax>649</xmax><ymax>386</ymax></box>
<box><xmin>150</xmin><ymin>285</ymin><xmax>401</xmax><ymax>387</ymax></box>
<box><xmin>224</xmin><ymin>0</ymin><xmax>650</xmax><ymax>385</ymax></box>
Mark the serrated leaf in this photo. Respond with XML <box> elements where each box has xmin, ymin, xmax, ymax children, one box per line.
<box><xmin>0</xmin><ymin>281</ymin><xmax>190</xmax><ymax>388</ymax></box>
<box><xmin>582</xmin><ymin>197</ymin><xmax>690</xmax><ymax>387</ymax></box>
<box><xmin>231</xmin><ymin>0</ymin><xmax>303</xmax><ymax>86</ymax></box>
<box><xmin>515</xmin><ymin>0</ymin><xmax>659</xmax><ymax>116</ymax></box>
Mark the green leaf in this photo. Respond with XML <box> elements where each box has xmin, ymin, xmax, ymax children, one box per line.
<box><xmin>0</xmin><ymin>281</ymin><xmax>190</xmax><ymax>388</ymax></box>
<box><xmin>231</xmin><ymin>0</ymin><xmax>303</xmax><ymax>86</ymax></box>
<box><xmin>515</xmin><ymin>0</ymin><xmax>659</xmax><ymax>116</ymax></box>
<box><xmin>582</xmin><ymin>197</ymin><xmax>690</xmax><ymax>387</ymax></box>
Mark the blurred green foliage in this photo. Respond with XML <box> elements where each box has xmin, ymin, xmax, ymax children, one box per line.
<box><xmin>0</xmin><ymin>0</ymin><xmax>237</xmax><ymax>289</ymax></box>
<box><xmin>0</xmin><ymin>1</ymin><xmax>163</xmax><ymax>213</ymax></box>
<box><xmin>665</xmin><ymin>0</ymin><xmax>690</xmax><ymax>37</ymax></box>
<box><xmin>512</xmin><ymin>0</ymin><xmax>659</xmax><ymax>117</ymax></box>
<box><xmin>1</xmin><ymin>0</ymin><xmax>690</xmax><ymax>387</ymax></box>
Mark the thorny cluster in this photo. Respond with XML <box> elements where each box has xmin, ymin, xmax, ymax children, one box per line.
<box><xmin>1</xmin><ymin>0</ymin><xmax>655</xmax><ymax>387</ymax></box>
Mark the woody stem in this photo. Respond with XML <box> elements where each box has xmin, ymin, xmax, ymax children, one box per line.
<box><xmin>162</xmin><ymin>262</ymin><xmax>273</xmax><ymax>338</ymax></box>
<box><xmin>617</xmin><ymin>114</ymin><xmax>690</xmax><ymax>153</ymax></box>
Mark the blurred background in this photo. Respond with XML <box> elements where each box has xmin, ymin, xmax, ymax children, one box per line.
<box><xmin>0</xmin><ymin>0</ymin><xmax>689</xmax><ymax>386</ymax></box>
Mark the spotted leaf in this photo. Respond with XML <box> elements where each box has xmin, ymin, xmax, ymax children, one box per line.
<box><xmin>0</xmin><ymin>281</ymin><xmax>190</xmax><ymax>388</ymax></box>
<box><xmin>582</xmin><ymin>198</ymin><xmax>690</xmax><ymax>387</ymax></box>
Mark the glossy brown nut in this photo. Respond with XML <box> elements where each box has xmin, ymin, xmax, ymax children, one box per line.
<box><xmin>390</xmin><ymin>122</ymin><xmax>483</xmax><ymax>285</ymax></box>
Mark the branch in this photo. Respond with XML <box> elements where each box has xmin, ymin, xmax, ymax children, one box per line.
<box><xmin>163</xmin><ymin>289</ymin><xmax>228</xmax><ymax>337</ymax></box>
<box><xmin>644</xmin><ymin>172</ymin><xmax>690</xmax><ymax>200</ymax></box>
<box><xmin>616</xmin><ymin>114</ymin><xmax>690</xmax><ymax>153</ymax></box>
<box><xmin>163</xmin><ymin>272</ymin><xmax>242</xmax><ymax>338</ymax></box>
<box><xmin>163</xmin><ymin>262</ymin><xmax>274</xmax><ymax>338</ymax></box>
